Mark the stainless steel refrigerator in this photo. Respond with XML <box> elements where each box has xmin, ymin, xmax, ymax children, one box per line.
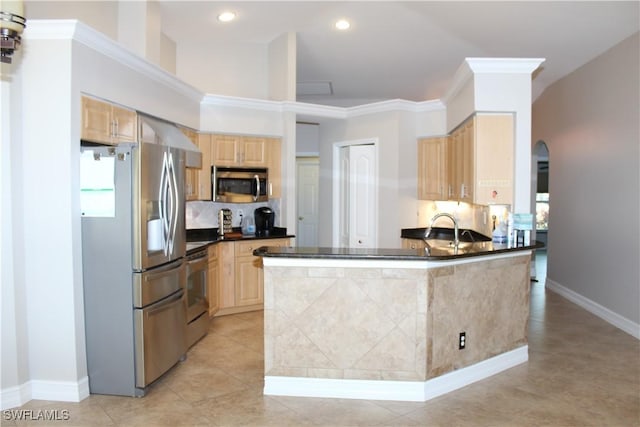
<box><xmin>81</xmin><ymin>115</ymin><xmax>199</xmax><ymax>397</ymax></box>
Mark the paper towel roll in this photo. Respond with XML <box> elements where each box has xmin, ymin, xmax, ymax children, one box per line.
<box><xmin>147</xmin><ymin>218</ymin><xmax>165</xmax><ymax>251</ymax></box>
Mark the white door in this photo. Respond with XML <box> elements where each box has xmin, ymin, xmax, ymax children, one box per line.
<box><xmin>335</xmin><ymin>142</ymin><xmax>377</xmax><ymax>248</ymax></box>
<box><xmin>296</xmin><ymin>157</ymin><xmax>319</xmax><ymax>247</ymax></box>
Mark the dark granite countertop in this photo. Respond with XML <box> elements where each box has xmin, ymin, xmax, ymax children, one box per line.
<box><xmin>254</xmin><ymin>227</ymin><xmax>542</xmax><ymax>261</ymax></box>
<box><xmin>186</xmin><ymin>227</ymin><xmax>294</xmax><ymax>254</ymax></box>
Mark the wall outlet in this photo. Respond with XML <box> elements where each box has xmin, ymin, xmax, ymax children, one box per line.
<box><xmin>459</xmin><ymin>332</ymin><xmax>466</xmax><ymax>350</ymax></box>
<box><xmin>237</xmin><ymin>209</ymin><xmax>244</xmax><ymax>218</ymax></box>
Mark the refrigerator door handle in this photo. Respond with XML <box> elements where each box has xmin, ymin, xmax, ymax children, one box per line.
<box><xmin>159</xmin><ymin>150</ymin><xmax>179</xmax><ymax>257</ymax></box>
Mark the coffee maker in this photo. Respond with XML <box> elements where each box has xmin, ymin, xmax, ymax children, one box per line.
<box><xmin>254</xmin><ymin>207</ymin><xmax>274</xmax><ymax>237</ymax></box>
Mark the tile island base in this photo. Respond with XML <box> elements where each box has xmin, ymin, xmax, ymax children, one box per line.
<box><xmin>258</xmin><ymin>249</ymin><xmax>532</xmax><ymax>402</ymax></box>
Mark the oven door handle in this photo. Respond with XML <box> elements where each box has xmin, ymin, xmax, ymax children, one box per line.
<box><xmin>187</xmin><ymin>256</ymin><xmax>208</xmax><ymax>274</ymax></box>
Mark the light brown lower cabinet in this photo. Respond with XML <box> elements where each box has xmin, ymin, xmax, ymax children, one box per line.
<box><xmin>214</xmin><ymin>238</ymin><xmax>291</xmax><ymax>316</ymax></box>
<box><xmin>207</xmin><ymin>244</ymin><xmax>220</xmax><ymax>316</ymax></box>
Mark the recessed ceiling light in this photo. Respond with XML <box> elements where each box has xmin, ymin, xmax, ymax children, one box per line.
<box><xmin>335</xmin><ymin>19</ymin><xmax>350</xmax><ymax>30</ymax></box>
<box><xmin>218</xmin><ymin>11</ymin><xmax>236</xmax><ymax>22</ymax></box>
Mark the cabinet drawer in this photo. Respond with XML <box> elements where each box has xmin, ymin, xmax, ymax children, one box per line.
<box><xmin>235</xmin><ymin>240</ymin><xmax>261</xmax><ymax>256</ymax></box>
<box><xmin>235</xmin><ymin>238</ymin><xmax>289</xmax><ymax>256</ymax></box>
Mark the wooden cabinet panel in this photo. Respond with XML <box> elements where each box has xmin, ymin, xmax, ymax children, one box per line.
<box><xmin>180</xmin><ymin>128</ymin><xmax>199</xmax><ymax>201</ymax></box>
<box><xmin>81</xmin><ymin>97</ymin><xmax>112</xmax><ymax>143</ymax></box>
<box><xmin>402</xmin><ymin>238</ymin><xmax>427</xmax><ymax>250</ymax></box>
<box><xmin>81</xmin><ymin>96</ymin><xmax>137</xmax><ymax>145</ymax></box>
<box><xmin>417</xmin><ymin>136</ymin><xmax>447</xmax><ymax>200</ymax></box>
<box><xmin>218</xmin><ymin>242</ymin><xmax>236</xmax><ymax>310</ymax></box>
<box><xmin>212</xmin><ymin>135</ymin><xmax>242</xmax><ymax>165</ymax></box>
<box><xmin>197</xmin><ymin>134</ymin><xmax>212</xmax><ymax>200</ymax></box>
<box><xmin>241</xmin><ymin>137</ymin><xmax>267</xmax><ymax>166</ymax></box>
<box><xmin>266</xmin><ymin>137</ymin><xmax>282</xmax><ymax>198</ymax></box>
<box><xmin>214</xmin><ymin>238</ymin><xmax>290</xmax><ymax>316</ymax></box>
<box><xmin>207</xmin><ymin>244</ymin><xmax>220</xmax><ymax>316</ymax></box>
<box><xmin>111</xmin><ymin>105</ymin><xmax>137</xmax><ymax>143</ymax></box>
<box><xmin>473</xmin><ymin>114</ymin><xmax>514</xmax><ymax>205</ymax></box>
<box><xmin>235</xmin><ymin>256</ymin><xmax>263</xmax><ymax>306</ymax></box>
<box><xmin>419</xmin><ymin>114</ymin><xmax>513</xmax><ymax>206</ymax></box>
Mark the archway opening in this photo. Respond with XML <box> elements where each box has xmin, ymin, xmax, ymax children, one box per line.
<box><xmin>533</xmin><ymin>140</ymin><xmax>549</xmax><ymax>281</ymax></box>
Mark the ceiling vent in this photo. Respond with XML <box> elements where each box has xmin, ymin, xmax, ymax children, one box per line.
<box><xmin>297</xmin><ymin>81</ymin><xmax>333</xmax><ymax>96</ymax></box>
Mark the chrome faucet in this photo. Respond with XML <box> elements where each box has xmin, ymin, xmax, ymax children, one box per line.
<box><xmin>424</xmin><ymin>212</ymin><xmax>460</xmax><ymax>247</ymax></box>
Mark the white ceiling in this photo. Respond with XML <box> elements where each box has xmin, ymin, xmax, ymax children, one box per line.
<box><xmin>159</xmin><ymin>1</ymin><xmax>640</xmax><ymax>107</ymax></box>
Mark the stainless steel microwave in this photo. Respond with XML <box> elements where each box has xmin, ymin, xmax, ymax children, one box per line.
<box><xmin>212</xmin><ymin>166</ymin><xmax>268</xmax><ymax>203</ymax></box>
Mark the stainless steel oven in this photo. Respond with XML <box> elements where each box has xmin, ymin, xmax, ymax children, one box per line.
<box><xmin>186</xmin><ymin>248</ymin><xmax>209</xmax><ymax>347</ymax></box>
<box><xmin>212</xmin><ymin>166</ymin><xmax>268</xmax><ymax>203</ymax></box>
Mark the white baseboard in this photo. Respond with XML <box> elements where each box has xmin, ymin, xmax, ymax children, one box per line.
<box><xmin>0</xmin><ymin>382</ymin><xmax>31</xmax><ymax>411</ymax></box>
<box><xmin>1</xmin><ymin>377</ymin><xmax>90</xmax><ymax>410</ymax></box>
<box><xmin>546</xmin><ymin>278</ymin><xmax>640</xmax><ymax>340</ymax></box>
<box><xmin>264</xmin><ymin>346</ymin><xmax>528</xmax><ymax>402</ymax></box>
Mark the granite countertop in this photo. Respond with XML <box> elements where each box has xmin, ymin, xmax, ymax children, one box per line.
<box><xmin>254</xmin><ymin>227</ymin><xmax>543</xmax><ymax>261</ymax></box>
<box><xmin>186</xmin><ymin>227</ymin><xmax>294</xmax><ymax>254</ymax></box>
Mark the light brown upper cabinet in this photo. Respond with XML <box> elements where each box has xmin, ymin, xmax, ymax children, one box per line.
<box><xmin>417</xmin><ymin>136</ymin><xmax>448</xmax><ymax>200</ymax></box>
<box><xmin>418</xmin><ymin>113</ymin><xmax>514</xmax><ymax>206</ymax></box>
<box><xmin>81</xmin><ymin>96</ymin><xmax>137</xmax><ymax>145</ymax></box>
<box><xmin>196</xmin><ymin>134</ymin><xmax>213</xmax><ymax>201</ymax></box>
<box><xmin>179</xmin><ymin>127</ymin><xmax>200</xmax><ymax>201</ymax></box>
<box><xmin>210</xmin><ymin>134</ymin><xmax>282</xmax><ymax>198</ymax></box>
<box><xmin>211</xmin><ymin>135</ymin><xmax>267</xmax><ymax>167</ymax></box>
<box><xmin>265</xmin><ymin>137</ymin><xmax>282</xmax><ymax>198</ymax></box>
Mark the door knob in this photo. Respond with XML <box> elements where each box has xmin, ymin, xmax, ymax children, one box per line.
<box><xmin>298</xmin><ymin>216</ymin><xmax>304</xmax><ymax>220</ymax></box>
<box><xmin>358</xmin><ymin>240</ymin><xmax>362</xmax><ymax>244</ymax></box>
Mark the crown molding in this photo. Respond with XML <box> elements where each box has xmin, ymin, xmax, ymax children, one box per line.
<box><xmin>202</xmin><ymin>95</ymin><xmax>445</xmax><ymax>118</ymax></box>
<box><xmin>465</xmin><ymin>57</ymin><xmax>546</xmax><ymax>74</ymax></box>
<box><xmin>441</xmin><ymin>57</ymin><xmax>546</xmax><ymax>106</ymax></box>
<box><xmin>24</xmin><ymin>20</ymin><xmax>204</xmax><ymax>103</ymax></box>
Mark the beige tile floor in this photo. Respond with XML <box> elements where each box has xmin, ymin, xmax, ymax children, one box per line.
<box><xmin>4</xmin><ymin>253</ymin><xmax>639</xmax><ymax>426</ymax></box>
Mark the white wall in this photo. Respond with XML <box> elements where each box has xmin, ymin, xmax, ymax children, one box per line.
<box><xmin>1</xmin><ymin>53</ymin><xmax>30</xmax><ymax>409</ymax></box>
<box><xmin>268</xmin><ymin>32</ymin><xmax>296</xmax><ymax>101</ymax></box>
<box><xmin>177</xmin><ymin>42</ymin><xmax>268</xmax><ymax>98</ymax></box>
<box><xmin>318</xmin><ymin>109</ymin><xmax>446</xmax><ymax>248</ymax></box>
<box><xmin>532</xmin><ymin>32</ymin><xmax>640</xmax><ymax>329</ymax></box>
<box><xmin>1</xmin><ymin>20</ymin><xmax>202</xmax><ymax>409</ymax></box>
<box><xmin>25</xmin><ymin>1</ymin><xmax>119</xmax><ymax>39</ymax></box>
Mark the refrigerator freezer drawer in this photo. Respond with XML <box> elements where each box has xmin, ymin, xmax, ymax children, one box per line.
<box><xmin>133</xmin><ymin>259</ymin><xmax>185</xmax><ymax>308</ymax></box>
<box><xmin>134</xmin><ymin>290</ymin><xmax>187</xmax><ymax>388</ymax></box>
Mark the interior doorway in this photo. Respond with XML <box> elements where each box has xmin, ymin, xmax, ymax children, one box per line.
<box><xmin>295</xmin><ymin>157</ymin><xmax>319</xmax><ymax>247</ymax></box>
<box><xmin>332</xmin><ymin>140</ymin><xmax>378</xmax><ymax>248</ymax></box>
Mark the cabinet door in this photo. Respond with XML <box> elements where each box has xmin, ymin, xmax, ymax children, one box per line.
<box><xmin>460</xmin><ymin>121</ymin><xmax>474</xmax><ymax>203</ymax></box>
<box><xmin>235</xmin><ymin>256</ymin><xmax>263</xmax><ymax>306</ymax></box>
<box><xmin>181</xmin><ymin>128</ymin><xmax>198</xmax><ymax>201</ymax></box>
<box><xmin>218</xmin><ymin>242</ymin><xmax>236</xmax><ymax>309</ymax></box>
<box><xmin>197</xmin><ymin>134</ymin><xmax>212</xmax><ymax>200</ymax></box>
<box><xmin>81</xmin><ymin>97</ymin><xmax>112</xmax><ymax>144</ymax></box>
<box><xmin>447</xmin><ymin>130</ymin><xmax>460</xmax><ymax>200</ymax></box>
<box><xmin>207</xmin><ymin>245</ymin><xmax>220</xmax><ymax>316</ymax></box>
<box><xmin>241</xmin><ymin>137</ymin><xmax>267</xmax><ymax>166</ymax></box>
<box><xmin>266</xmin><ymin>138</ymin><xmax>282</xmax><ymax>198</ymax></box>
<box><xmin>417</xmin><ymin>137</ymin><xmax>447</xmax><ymax>200</ymax></box>
<box><xmin>111</xmin><ymin>105</ymin><xmax>137</xmax><ymax>143</ymax></box>
<box><xmin>474</xmin><ymin>114</ymin><xmax>514</xmax><ymax>205</ymax></box>
<box><xmin>212</xmin><ymin>134</ymin><xmax>242</xmax><ymax>165</ymax></box>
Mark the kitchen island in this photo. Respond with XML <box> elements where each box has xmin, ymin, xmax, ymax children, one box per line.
<box><xmin>254</xmin><ymin>239</ymin><xmax>541</xmax><ymax>402</ymax></box>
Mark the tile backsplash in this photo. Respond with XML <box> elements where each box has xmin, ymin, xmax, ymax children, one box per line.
<box><xmin>417</xmin><ymin>200</ymin><xmax>511</xmax><ymax>237</ymax></box>
<box><xmin>186</xmin><ymin>199</ymin><xmax>281</xmax><ymax>229</ymax></box>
